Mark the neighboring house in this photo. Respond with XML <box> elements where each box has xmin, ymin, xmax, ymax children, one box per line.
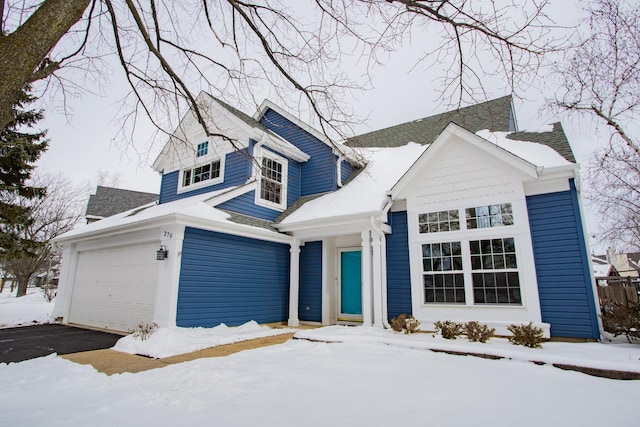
<box><xmin>86</xmin><ymin>186</ymin><xmax>159</xmax><ymax>223</ymax></box>
<box><xmin>591</xmin><ymin>256</ymin><xmax>618</xmax><ymax>286</ymax></box>
<box><xmin>52</xmin><ymin>93</ymin><xmax>601</xmax><ymax>340</ymax></box>
<box><xmin>593</xmin><ymin>250</ymin><xmax>640</xmax><ymax>278</ymax></box>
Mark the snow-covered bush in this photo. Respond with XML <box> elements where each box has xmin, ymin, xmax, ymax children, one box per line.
<box><xmin>128</xmin><ymin>322</ymin><xmax>159</xmax><ymax>341</ymax></box>
<box><xmin>464</xmin><ymin>321</ymin><xmax>495</xmax><ymax>343</ymax></box>
<box><xmin>390</xmin><ymin>314</ymin><xmax>421</xmax><ymax>334</ymax></box>
<box><xmin>433</xmin><ymin>320</ymin><xmax>464</xmax><ymax>339</ymax></box>
<box><xmin>507</xmin><ymin>322</ymin><xmax>545</xmax><ymax>348</ymax></box>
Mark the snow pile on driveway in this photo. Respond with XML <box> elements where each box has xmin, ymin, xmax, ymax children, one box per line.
<box><xmin>113</xmin><ymin>321</ymin><xmax>293</xmax><ymax>358</ymax></box>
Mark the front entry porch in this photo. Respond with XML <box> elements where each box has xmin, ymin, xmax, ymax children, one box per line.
<box><xmin>287</xmin><ymin>221</ymin><xmax>390</xmax><ymax>328</ymax></box>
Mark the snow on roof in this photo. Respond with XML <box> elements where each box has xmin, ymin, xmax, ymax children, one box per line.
<box><xmin>476</xmin><ymin>129</ymin><xmax>572</xmax><ymax>168</ymax></box>
<box><xmin>593</xmin><ymin>263</ymin><xmax>612</xmax><ymax>277</ymax></box>
<box><xmin>280</xmin><ymin>143</ymin><xmax>428</xmax><ymax>225</ymax></box>
<box><xmin>56</xmin><ymin>185</ymin><xmax>282</xmax><ymax>242</ymax></box>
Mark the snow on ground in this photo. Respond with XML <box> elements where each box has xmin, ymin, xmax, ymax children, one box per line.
<box><xmin>2</xmin><ymin>338</ymin><xmax>640</xmax><ymax>427</ymax></box>
<box><xmin>1</xmin><ymin>292</ymin><xmax>640</xmax><ymax>426</ymax></box>
<box><xmin>114</xmin><ymin>321</ymin><xmax>294</xmax><ymax>358</ymax></box>
<box><xmin>0</xmin><ymin>287</ymin><xmax>53</xmax><ymax>328</ymax></box>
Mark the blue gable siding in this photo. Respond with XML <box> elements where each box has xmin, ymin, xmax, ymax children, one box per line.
<box><xmin>526</xmin><ymin>180</ymin><xmax>600</xmax><ymax>339</ymax></box>
<box><xmin>386</xmin><ymin>211</ymin><xmax>413</xmax><ymax>320</ymax></box>
<box><xmin>260</xmin><ymin>109</ymin><xmax>337</xmax><ymax>195</ymax></box>
<box><xmin>299</xmin><ymin>241</ymin><xmax>323</xmax><ymax>322</ymax></box>
<box><xmin>340</xmin><ymin>160</ymin><xmax>357</xmax><ymax>185</ymax></box>
<box><xmin>176</xmin><ymin>227</ymin><xmax>290</xmax><ymax>327</ymax></box>
<box><xmin>217</xmin><ymin>191</ymin><xmax>282</xmax><ymax>221</ymax></box>
<box><xmin>159</xmin><ymin>149</ymin><xmax>252</xmax><ymax>204</ymax></box>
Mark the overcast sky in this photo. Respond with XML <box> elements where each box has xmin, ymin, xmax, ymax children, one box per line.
<box><xmin>34</xmin><ymin>0</ymin><xmax>604</xmax><ymax>241</ymax></box>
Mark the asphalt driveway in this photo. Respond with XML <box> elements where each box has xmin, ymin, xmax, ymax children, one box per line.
<box><xmin>0</xmin><ymin>324</ymin><xmax>122</xmax><ymax>363</ymax></box>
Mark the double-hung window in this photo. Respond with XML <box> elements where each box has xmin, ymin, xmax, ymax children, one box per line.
<box><xmin>470</xmin><ymin>238</ymin><xmax>521</xmax><ymax>304</ymax></box>
<box><xmin>257</xmin><ymin>151</ymin><xmax>287</xmax><ymax>209</ymax></box>
<box><xmin>422</xmin><ymin>242</ymin><xmax>465</xmax><ymax>304</ymax></box>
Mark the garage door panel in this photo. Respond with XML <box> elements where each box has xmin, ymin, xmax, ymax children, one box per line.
<box><xmin>69</xmin><ymin>243</ymin><xmax>159</xmax><ymax>332</ymax></box>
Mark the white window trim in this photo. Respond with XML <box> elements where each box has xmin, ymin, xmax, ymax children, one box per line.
<box><xmin>254</xmin><ymin>148</ymin><xmax>288</xmax><ymax>211</ymax></box>
<box><xmin>177</xmin><ymin>156</ymin><xmax>225</xmax><ymax>194</ymax></box>
<box><xmin>409</xmin><ymin>199</ymin><xmax>534</xmax><ymax>311</ymax></box>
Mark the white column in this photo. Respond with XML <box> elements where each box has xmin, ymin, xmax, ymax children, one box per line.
<box><xmin>361</xmin><ymin>229</ymin><xmax>372</xmax><ymax>326</ymax></box>
<box><xmin>52</xmin><ymin>243</ymin><xmax>78</xmax><ymax>322</ymax></box>
<box><xmin>371</xmin><ymin>231</ymin><xmax>383</xmax><ymax>328</ymax></box>
<box><xmin>153</xmin><ymin>224</ymin><xmax>185</xmax><ymax>328</ymax></box>
<box><xmin>288</xmin><ymin>238</ymin><xmax>301</xmax><ymax>327</ymax></box>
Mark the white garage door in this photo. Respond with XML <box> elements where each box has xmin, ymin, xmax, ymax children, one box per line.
<box><xmin>68</xmin><ymin>243</ymin><xmax>160</xmax><ymax>332</ymax></box>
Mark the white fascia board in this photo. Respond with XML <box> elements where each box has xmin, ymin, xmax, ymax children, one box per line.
<box><xmin>389</xmin><ymin>123</ymin><xmax>539</xmax><ymax>199</ymax></box>
<box><xmin>54</xmin><ymin>215</ymin><xmax>180</xmax><ymax>245</ymax></box>
<box><xmin>174</xmin><ymin>213</ymin><xmax>292</xmax><ymax>245</ymax></box>
<box><xmin>257</xmin><ymin>129</ymin><xmax>310</xmax><ymax>162</ymax></box>
<box><xmin>276</xmin><ymin>210</ymin><xmax>385</xmax><ymax>233</ymax></box>
<box><xmin>56</xmin><ymin>211</ymin><xmax>292</xmax><ymax>247</ymax></box>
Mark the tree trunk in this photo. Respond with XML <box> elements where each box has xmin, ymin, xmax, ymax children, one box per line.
<box><xmin>0</xmin><ymin>0</ymin><xmax>90</xmax><ymax>130</ymax></box>
<box><xmin>15</xmin><ymin>273</ymin><xmax>33</xmax><ymax>297</ymax></box>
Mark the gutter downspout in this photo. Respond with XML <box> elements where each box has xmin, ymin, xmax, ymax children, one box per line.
<box><xmin>370</xmin><ymin>199</ymin><xmax>394</xmax><ymax>329</ymax></box>
<box><xmin>336</xmin><ymin>154</ymin><xmax>345</xmax><ymax>187</ymax></box>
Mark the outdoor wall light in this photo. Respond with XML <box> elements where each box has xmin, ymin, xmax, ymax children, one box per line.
<box><xmin>156</xmin><ymin>245</ymin><xmax>169</xmax><ymax>260</ymax></box>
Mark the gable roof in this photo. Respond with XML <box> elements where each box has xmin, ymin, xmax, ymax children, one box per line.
<box><xmin>346</xmin><ymin>96</ymin><xmax>515</xmax><ymax>148</ymax></box>
<box><xmin>152</xmin><ymin>92</ymin><xmax>309</xmax><ymax>172</ymax></box>
<box><xmin>86</xmin><ymin>186</ymin><xmax>159</xmax><ymax>219</ymax></box>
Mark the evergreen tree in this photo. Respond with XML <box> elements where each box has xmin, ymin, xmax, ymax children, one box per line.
<box><xmin>0</xmin><ymin>87</ymin><xmax>49</xmax><ymax>260</ymax></box>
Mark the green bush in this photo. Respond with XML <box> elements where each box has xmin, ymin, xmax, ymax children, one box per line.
<box><xmin>601</xmin><ymin>301</ymin><xmax>640</xmax><ymax>343</ymax></box>
<box><xmin>390</xmin><ymin>314</ymin><xmax>421</xmax><ymax>334</ymax></box>
<box><xmin>507</xmin><ymin>322</ymin><xmax>545</xmax><ymax>348</ymax></box>
<box><xmin>464</xmin><ymin>321</ymin><xmax>495</xmax><ymax>343</ymax></box>
<box><xmin>433</xmin><ymin>320</ymin><xmax>464</xmax><ymax>339</ymax></box>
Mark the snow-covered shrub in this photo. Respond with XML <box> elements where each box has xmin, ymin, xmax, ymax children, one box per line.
<box><xmin>507</xmin><ymin>322</ymin><xmax>545</xmax><ymax>348</ymax></box>
<box><xmin>40</xmin><ymin>284</ymin><xmax>56</xmax><ymax>302</ymax></box>
<box><xmin>433</xmin><ymin>320</ymin><xmax>464</xmax><ymax>339</ymax></box>
<box><xmin>128</xmin><ymin>322</ymin><xmax>159</xmax><ymax>341</ymax></box>
<box><xmin>601</xmin><ymin>301</ymin><xmax>640</xmax><ymax>343</ymax></box>
<box><xmin>464</xmin><ymin>321</ymin><xmax>495</xmax><ymax>343</ymax></box>
<box><xmin>390</xmin><ymin>314</ymin><xmax>421</xmax><ymax>334</ymax></box>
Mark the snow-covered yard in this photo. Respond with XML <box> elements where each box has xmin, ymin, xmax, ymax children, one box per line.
<box><xmin>1</xmin><ymin>290</ymin><xmax>640</xmax><ymax>426</ymax></box>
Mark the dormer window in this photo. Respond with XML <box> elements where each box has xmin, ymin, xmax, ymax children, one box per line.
<box><xmin>256</xmin><ymin>150</ymin><xmax>287</xmax><ymax>210</ymax></box>
<box><xmin>196</xmin><ymin>141</ymin><xmax>209</xmax><ymax>157</ymax></box>
<box><xmin>180</xmin><ymin>158</ymin><xmax>223</xmax><ymax>191</ymax></box>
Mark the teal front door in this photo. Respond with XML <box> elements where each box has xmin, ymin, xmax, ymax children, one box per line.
<box><xmin>340</xmin><ymin>249</ymin><xmax>362</xmax><ymax>317</ymax></box>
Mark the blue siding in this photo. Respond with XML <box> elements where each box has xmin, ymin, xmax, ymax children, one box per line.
<box><xmin>217</xmin><ymin>191</ymin><xmax>282</xmax><ymax>221</ymax></box>
<box><xmin>386</xmin><ymin>211</ymin><xmax>413</xmax><ymax>320</ymax></box>
<box><xmin>159</xmin><ymin>149</ymin><xmax>252</xmax><ymax>204</ymax></box>
<box><xmin>299</xmin><ymin>241</ymin><xmax>323</xmax><ymax>322</ymax></box>
<box><xmin>288</xmin><ymin>159</ymin><xmax>302</xmax><ymax>206</ymax></box>
<box><xmin>176</xmin><ymin>227</ymin><xmax>290</xmax><ymax>327</ymax></box>
<box><xmin>340</xmin><ymin>160</ymin><xmax>356</xmax><ymax>184</ymax></box>
<box><xmin>527</xmin><ymin>180</ymin><xmax>600</xmax><ymax>339</ymax></box>
<box><xmin>260</xmin><ymin>109</ymin><xmax>338</xmax><ymax>195</ymax></box>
